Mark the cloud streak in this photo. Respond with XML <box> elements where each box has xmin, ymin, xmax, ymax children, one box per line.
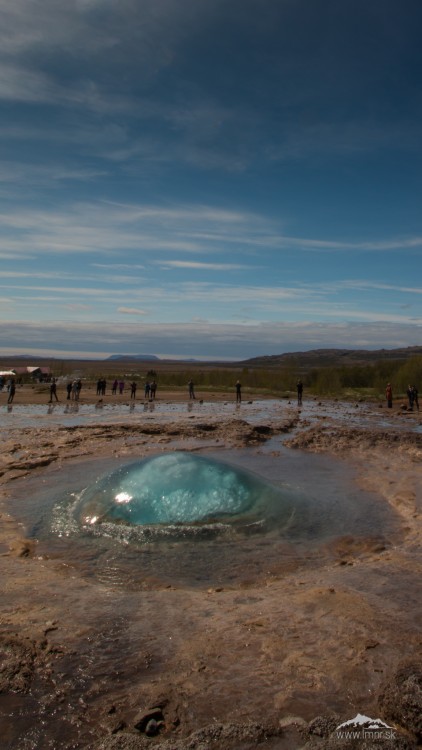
<box><xmin>1</xmin><ymin>200</ymin><xmax>421</xmax><ymax>263</ymax></box>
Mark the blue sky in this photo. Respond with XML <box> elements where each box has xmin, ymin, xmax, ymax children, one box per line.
<box><xmin>1</xmin><ymin>0</ymin><xmax>421</xmax><ymax>360</ymax></box>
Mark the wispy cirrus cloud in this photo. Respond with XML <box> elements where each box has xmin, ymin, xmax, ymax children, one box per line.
<box><xmin>0</xmin><ymin>63</ymin><xmax>56</xmax><ymax>103</ymax></box>
<box><xmin>2</xmin><ymin>275</ymin><xmax>420</xmax><ymax>330</ymax></box>
<box><xmin>118</xmin><ymin>307</ymin><xmax>148</xmax><ymax>315</ymax></box>
<box><xmin>0</xmin><ymin>201</ymin><xmax>267</xmax><ymax>258</ymax></box>
<box><xmin>335</xmin><ymin>280</ymin><xmax>422</xmax><ymax>295</ymax></box>
<box><xmin>1</xmin><ymin>200</ymin><xmax>421</xmax><ymax>264</ymax></box>
<box><xmin>0</xmin><ymin>161</ymin><xmax>107</xmax><ymax>186</ymax></box>
<box><xmin>92</xmin><ymin>263</ymin><xmax>146</xmax><ymax>270</ymax></box>
<box><xmin>155</xmin><ymin>260</ymin><xmax>252</xmax><ymax>271</ymax></box>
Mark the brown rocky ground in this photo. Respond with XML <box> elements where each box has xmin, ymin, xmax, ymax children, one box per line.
<box><xmin>0</xmin><ymin>389</ymin><xmax>421</xmax><ymax>749</ymax></box>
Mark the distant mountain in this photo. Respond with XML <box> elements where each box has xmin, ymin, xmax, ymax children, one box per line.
<box><xmin>106</xmin><ymin>354</ymin><xmax>202</xmax><ymax>362</ymax></box>
<box><xmin>242</xmin><ymin>346</ymin><xmax>422</xmax><ymax>368</ymax></box>
<box><xmin>106</xmin><ymin>354</ymin><xmax>160</xmax><ymax>361</ymax></box>
<box><xmin>5</xmin><ymin>354</ymin><xmax>35</xmax><ymax>359</ymax></box>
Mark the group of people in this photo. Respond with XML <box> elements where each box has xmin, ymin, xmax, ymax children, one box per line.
<box><xmin>65</xmin><ymin>379</ymin><xmax>83</xmax><ymax>401</ymax></box>
<box><xmin>53</xmin><ymin>378</ymin><xmax>422</xmax><ymax>411</ymax></box>
<box><xmin>106</xmin><ymin>379</ymin><xmax>157</xmax><ymax>399</ymax></box>
<box><xmin>111</xmin><ymin>379</ymin><xmax>125</xmax><ymax>395</ymax></box>
<box><xmin>2</xmin><ymin>372</ymin><xmax>420</xmax><ymax>410</ymax></box>
<box><xmin>0</xmin><ymin>375</ymin><xmax>308</xmax><ymax>409</ymax></box>
<box><xmin>96</xmin><ymin>378</ymin><xmax>107</xmax><ymax>396</ymax></box>
<box><xmin>406</xmin><ymin>384</ymin><xmax>419</xmax><ymax>411</ymax></box>
<box><xmin>144</xmin><ymin>381</ymin><xmax>157</xmax><ymax>399</ymax></box>
<box><xmin>56</xmin><ymin>378</ymin><xmax>160</xmax><ymax>401</ymax></box>
<box><xmin>385</xmin><ymin>382</ymin><xmax>419</xmax><ymax>410</ymax></box>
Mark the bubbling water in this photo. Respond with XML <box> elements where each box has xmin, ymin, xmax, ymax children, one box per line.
<box><xmin>74</xmin><ymin>452</ymin><xmax>288</xmax><ymax>534</ymax></box>
<box><xmin>14</xmin><ymin>448</ymin><xmax>402</xmax><ymax>590</ymax></box>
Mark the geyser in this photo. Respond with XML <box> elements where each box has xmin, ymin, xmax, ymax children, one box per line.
<box><xmin>75</xmin><ymin>452</ymin><xmax>284</xmax><ymax>529</ymax></box>
<box><xmin>12</xmin><ymin>447</ymin><xmax>400</xmax><ymax>590</ymax></box>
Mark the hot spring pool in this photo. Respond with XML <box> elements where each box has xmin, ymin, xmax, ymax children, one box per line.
<box><xmin>11</xmin><ymin>448</ymin><xmax>401</xmax><ymax>589</ymax></box>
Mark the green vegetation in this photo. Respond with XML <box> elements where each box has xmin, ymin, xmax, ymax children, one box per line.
<box><xmin>307</xmin><ymin>356</ymin><xmax>422</xmax><ymax>400</ymax></box>
<box><xmin>149</xmin><ymin>356</ymin><xmax>422</xmax><ymax>401</ymax></box>
<box><xmin>81</xmin><ymin>354</ymin><xmax>421</xmax><ymax>402</ymax></box>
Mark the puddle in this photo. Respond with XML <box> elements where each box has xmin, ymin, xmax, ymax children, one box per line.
<box><xmin>2</xmin><ymin>398</ymin><xmax>420</xmax><ymax>438</ymax></box>
<box><xmin>0</xmin><ymin>398</ymin><xmax>289</xmax><ymax>428</ymax></box>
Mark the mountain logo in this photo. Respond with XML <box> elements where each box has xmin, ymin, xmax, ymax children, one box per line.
<box><xmin>335</xmin><ymin>714</ymin><xmax>396</xmax><ymax>741</ymax></box>
<box><xmin>337</xmin><ymin>714</ymin><xmax>392</xmax><ymax>730</ymax></box>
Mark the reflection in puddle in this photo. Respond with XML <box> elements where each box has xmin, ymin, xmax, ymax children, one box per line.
<box><xmin>64</xmin><ymin>402</ymin><xmax>79</xmax><ymax>414</ymax></box>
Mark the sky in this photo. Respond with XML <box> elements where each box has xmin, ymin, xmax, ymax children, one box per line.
<box><xmin>0</xmin><ymin>0</ymin><xmax>421</xmax><ymax>361</ymax></box>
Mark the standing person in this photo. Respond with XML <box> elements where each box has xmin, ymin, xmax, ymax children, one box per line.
<box><xmin>112</xmin><ymin>379</ymin><xmax>118</xmax><ymax>395</ymax></box>
<box><xmin>412</xmin><ymin>385</ymin><xmax>419</xmax><ymax>412</ymax></box>
<box><xmin>296</xmin><ymin>379</ymin><xmax>303</xmax><ymax>406</ymax></box>
<box><xmin>66</xmin><ymin>381</ymin><xmax>72</xmax><ymax>400</ymax></box>
<box><xmin>119</xmin><ymin>380</ymin><xmax>125</xmax><ymax>395</ymax></box>
<box><xmin>407</xmin><ymin>385</ymin><xmax>414</xmax><ymax>410</ymax></box>
<box><xmin>188</xmin><ymin>379</ymin><xmax>195</xmax><ymax>399</ymax></box>
<box><xmin>130</xmin><ymin>382</ymin><xmax>137</xmax><ymax>399</ymax></box>
<box><xmin>7</xmin><ymin>379</ymin><xmax>16</xmax><ymax>404</ymax></box>
<box><xmin>49</xmin><ymin>377</ymin><xmax>59</xmax><ymax>403</ymax></box>
<box><xmin>235</xmin><ymin>380</ymin><xmax>241</xmax><ymax>404</ymax></box>
<box><xmin>150</xmin><ymin>380</ymin><xmax>157</xmax><ymax>400</ymax></box>
<box><xmin>386</xmin><ymin>383</ymin><xmax>393</xmax><ymax>408</ymax></box>
<box><xmin>144</xmin><ymin>381</ymin><xmax>150</xmax><ymax>399</ymax></box>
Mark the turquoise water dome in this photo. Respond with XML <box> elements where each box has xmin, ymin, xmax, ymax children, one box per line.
<box><xmin>76</xmin><ymin>452</ymin><xmax>283</xmax><ymax>529</ymax></box>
